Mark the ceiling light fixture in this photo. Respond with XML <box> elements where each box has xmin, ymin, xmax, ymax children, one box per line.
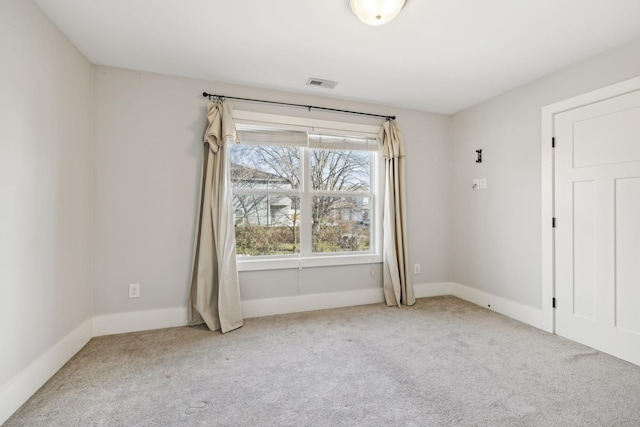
<box><xmin>350</xmin><ymin>0</ymin><xmax>406</xmax><ymax>26</ymax></box>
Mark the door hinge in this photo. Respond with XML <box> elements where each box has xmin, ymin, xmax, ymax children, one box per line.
<box><xmin>552</xmin><ymin>137</ymin><xmax>555</xmax><ymax>148</ymax></box>
<box><xmin>552</xmin><ymin>217</ymin><xmax>556</xmax><ymax>228</ymax></box>
<box><xmin>552</xmin><ymin>297</ymin><xmax>556</xmax><ymax>308</ymax></box>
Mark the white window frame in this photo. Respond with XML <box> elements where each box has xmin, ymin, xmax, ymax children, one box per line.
<box><xmin>231</xmin><ymin>110</ymin><xmax>383</xmax><ymax>271</ymax></box>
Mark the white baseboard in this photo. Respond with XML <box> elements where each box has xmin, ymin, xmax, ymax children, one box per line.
<box><xmin>0</xmin><ymin>318</ymin><xmax>93</xmax><ymax>425</ymax></box>
<box><xmin>413</xmin><ymin>281</ymin><xmax>453</xmax><ymax>298</ymax></box>
<box><xmin>242</xmin><ymin>288</ymin><xmax>385</xmax><ymax>319</ymax></box>
<box><xmin>92</xmin><ymin>283</ymin><xmax>543</xmax><ymax>335</ymax></box>
<box><xmin>92</xmin><ymin>288</ymin><xmax>387</xmax><ymax>336</ymax></box>
<box><xmin>240</xmin><ymin>282</ymin><xmax>453</xmax><ymax>318</ymax></box>
<box><xmin>93</xmin><ymin>307</ymin><xmax>188</xmax><ymax>337</ymax></box>
<box><xmin>450</xmin><ymin>282</ymin><xmax>543</xmax><ymax>329</ymax></box>
<box><xmin>412</xmin><ymin>281</ymin><xmax>542</xmax><ymax>329</ymax></box>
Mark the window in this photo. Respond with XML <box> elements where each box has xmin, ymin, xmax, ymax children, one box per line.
<box><xmin>230</xmin><ymin>111</ymin><xmax>381</xmax><ymax>270</ymax></box>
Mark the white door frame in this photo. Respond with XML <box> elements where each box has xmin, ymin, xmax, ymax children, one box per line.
<box><xmin>540</xmin><ymin>75</ymin><xmax>640</xmax><ymax>333</ymax></box>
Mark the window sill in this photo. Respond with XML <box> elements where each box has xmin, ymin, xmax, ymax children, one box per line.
<box><xmin>237</xmin><ymin>253</ymin><xmax>382</xmax><ymax>272</ymax></box>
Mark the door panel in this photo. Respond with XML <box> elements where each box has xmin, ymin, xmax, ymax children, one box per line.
<box><xmin>573</xmin><ymin>105</ymin><xmax>640</xmax><ymax>167</ymax></box>
<box><xmin>615</xmin><ymin>177</ymin><xmax>640</xmax><ymax>334</ymax></box>
<box><xmin>572</xmin><ymin>180</ymin><xmax>597</xmax><ymax>320</ymax></box>
<box><xmin>555</xmin><ymin>89</ymin><xmax>640</xmax><ymax>365</ymax></box>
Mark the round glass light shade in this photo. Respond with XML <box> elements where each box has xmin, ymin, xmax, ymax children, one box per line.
<box><xmin>350</xmin><ymin>0</ymin><xmax>406</xmax><ymax>26</ymax></box>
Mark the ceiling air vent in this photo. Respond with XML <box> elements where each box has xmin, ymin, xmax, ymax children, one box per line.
<box><xmin>306</xmin><ymin>78</ymin><xmax>338</xmax><ymax>89</ymax></box>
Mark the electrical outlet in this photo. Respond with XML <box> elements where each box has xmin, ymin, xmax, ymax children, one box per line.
<box><xmin>479</xmin><ymin>178</ymin><xmax>487</xmax><ymax>189</ymax></box>
<box><xmin>414</xmin><ymin>264</ymin><xmax>421</xmax><ymax>274</ymax></box>
<box><xmin>129</xmin><ymin>283</ymin><xmax>140</xmax><ymax>298</ymax></box>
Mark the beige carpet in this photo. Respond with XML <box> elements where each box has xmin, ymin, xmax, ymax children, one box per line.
<box><xmin>5</xmin><ymin>296</ymin><xmax>640</xmax><ymax>426</ymax></box>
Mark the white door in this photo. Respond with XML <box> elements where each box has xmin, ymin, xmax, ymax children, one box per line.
<box><xmin>555</xmin><ymin>89</ymin><xmax>640</xmax><ymax>366</ymax></box>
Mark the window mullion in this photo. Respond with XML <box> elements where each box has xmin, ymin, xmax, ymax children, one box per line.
<box><xmin>372</xmin><ymin>151</ymin><xmax>382</xmax><ymax>257</ymax></box>
<box><xmin>300</xmin><ymin>147</ymin><xmax>312</xmax><ymax>256</ymax></box>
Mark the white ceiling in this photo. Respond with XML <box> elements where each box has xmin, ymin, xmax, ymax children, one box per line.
<box><xmin>34</xmin><ymin>0</ymin><xmax>640</xmax><ymax>114</ymax></box>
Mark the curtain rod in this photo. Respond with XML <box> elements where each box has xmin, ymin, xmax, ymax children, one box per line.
<box><xmin>202</xmin><ymin>92</ymin><xmax>395</xmax><ymax>121</ymax></box>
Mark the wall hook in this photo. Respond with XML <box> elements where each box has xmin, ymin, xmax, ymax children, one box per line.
<box><xmin>476</xmin><ymin>149</ymin><xmax>483</xmax><ymax>163</ymax></box>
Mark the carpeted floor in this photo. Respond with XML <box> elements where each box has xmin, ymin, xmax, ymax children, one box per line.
<box><xmin>5</xmin><ymin>296</ymin><xmax>640</xmax><ymax>426</ymax></box>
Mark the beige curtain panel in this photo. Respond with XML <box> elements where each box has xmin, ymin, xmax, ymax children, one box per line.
<box><xmin>188</xmin><ymin>101</ymin><xmax>244</xmax><ymax>333</ymax></box>
<box><xmin>380</xmin><ymin>120</ymin><xmax>415</xmax><ymax>307</ymax></box>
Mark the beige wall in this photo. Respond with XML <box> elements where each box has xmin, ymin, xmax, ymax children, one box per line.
<box><xmin>452</xmin><ymin>38</ymin><xmax>640</xmax><ymax>309</ymax></box>
<box><xmin>0</xmin><ymin>0</ymin><xmax>93</xmax><ymax>389</ymax></box>
<box><xmin>92</xmin><ymin>66</ymin><xmax>453</xmax><ymax>315</ymax></box>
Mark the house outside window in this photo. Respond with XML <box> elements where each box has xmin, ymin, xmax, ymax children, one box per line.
<box><xmin>230</xmin><ymin>110</ymin><xmax>382</xmax><ymax>271</ymax></box>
